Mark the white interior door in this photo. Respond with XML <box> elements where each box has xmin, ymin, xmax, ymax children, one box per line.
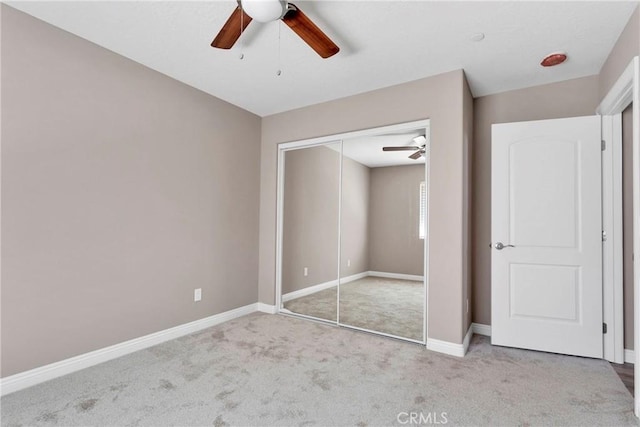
<box><xmin>491</xmin><ymin>116</ymin><xmax>603</xmax><ymax>358</ymax></box>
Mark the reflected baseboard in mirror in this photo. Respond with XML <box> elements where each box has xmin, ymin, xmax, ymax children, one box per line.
<box><xmin>283</xmin><ymin>272</ymin><xmax>424</xmax><ymax>342</ymax></box>
<box><xmin>282</xmin><ymin>278</ymin><xmax>338</xmax><ymax>321</ymax></box>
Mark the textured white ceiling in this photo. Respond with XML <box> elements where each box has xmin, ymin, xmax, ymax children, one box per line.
<box><xmin>5</xmin><ymin>1</ymin><xmax>639</xmax><ymax>117</ymax></box>
<box><xmin>342</xmin><ymin>131</ymin><xmax>426</xmax><ymax>168</ymax></box>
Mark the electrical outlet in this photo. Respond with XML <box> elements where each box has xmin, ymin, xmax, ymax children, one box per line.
<box><xmin>303</xmin><ymin>267</ymin><xmax>308</xmax><ymax>277</ymax></box>
<box><xmin>347</xmin><ymin>259</ymin><xmax>351</xmax><ymax>267</ymax></box>
<box><xmin>194</xmin><ymin>288</ymin><xmax>202</xmax><ymax>302</ymax></box>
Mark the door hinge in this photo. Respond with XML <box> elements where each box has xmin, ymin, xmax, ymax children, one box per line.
<box><xmin>603</xmin><ymin>323</ymin><xmax>608</xmax><ymax>334</ymax></box>
<box><xmin>601</xmin><ymin>140</ymin><xmax>606</xmax><ymax>151</ymax></box>
<box><xmin>602</xmin><ymin>230</ymin><xmax>607</xmax><ymax>242</ymax></box>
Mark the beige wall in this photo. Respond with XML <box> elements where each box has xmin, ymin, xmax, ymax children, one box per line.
<box><xmin>623</xmin><ymin>104</ymin><xmax>634</xmax><ymax>350</ymax></box>
<box><xmin>599</xmin><ymin>6</ymin><xmax>639</xmax><ymax>100</ymax></box>
<box><xmin>368</xmin><ymin>165</ymin><xmax>424</xmax><ymax>276</ymax></box>
<box><xmin>282</xmin><ymin>145</ymin><xmax>340</xmax><ymax>294</ymax></box>
<box><xmin>340</xmin><ymin>156</ymin><xmax>370</xmax><ymax>278</ymax></box>
<box><xmin>1</xmin><ymin>6</ymin><xmax>261</xmax><ymax>377</ymax></box>
<box><xmin>471</xmin><ymin>75</ymin><xmax>600</xmax><ymax>326</ymax></box>
<box><xmin>260</xmin><ymin>70</ymin><xmax>468</xmax><ymax>344</ymax></box>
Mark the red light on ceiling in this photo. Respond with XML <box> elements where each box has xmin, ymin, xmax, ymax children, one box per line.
<box><xmin>541</xmin><ymin>53</ymin><xmax>567</xmax><ymax>67</ymax></box>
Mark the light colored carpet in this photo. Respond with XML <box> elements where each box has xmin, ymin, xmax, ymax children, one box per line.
<box><xmin>283</xmin><ymin>277</ymin><xmax>424</xmax><ymax>341</ymax></box>
<box><xmin>1</xmin><ymin>313</ymin><xmax>637</xmax><ymax>426</ymax></box>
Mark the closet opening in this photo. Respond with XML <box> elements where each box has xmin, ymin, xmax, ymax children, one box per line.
<box><xmin>275</xmin><ymin>119</ymin><xmax>431</xmax><ymax>345</ymax></box>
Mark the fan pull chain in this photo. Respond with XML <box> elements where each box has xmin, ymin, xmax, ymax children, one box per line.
<box><xmin>239</xmin><ymin>5</ymin><xmax>245</xmax><ymax>60</ymax></box>
<box><xmin>276</xmin><ymin>22</ymin><xmax>282</xmax><ymax>76</ymax></box>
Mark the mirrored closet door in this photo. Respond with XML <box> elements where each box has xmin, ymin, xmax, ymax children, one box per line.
<box><xmin>277</xmin><ymin>121</ymin><xmax>429</xmax><ymax>344</ymax></box>
<box><xmin>279</xmin><ymin>142</ymin><xmax>341</xmax><ymax>323</ymax></box>
<box><xmin>339</xmin><ymin>130</ymin><xmax>426</xmax><ymax>342</ymax></box>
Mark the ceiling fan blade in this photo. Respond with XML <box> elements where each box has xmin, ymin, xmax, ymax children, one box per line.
<box><xmin>409</xmin><ymin>151</ymin><xmax>423</xmax><ymax>160</ymax></box>
<box><xmin>383</xmin><ymin>146</ymin><xmax>419</xmax><ymax>151</ymax></box>
<box><xmin>282</xmin><ymin>4</ymin><xmax>339</xmax><ymax>58</ymax></box>
<box><xmin>211</xmin><ymin>6</ymin><xmax>253</xmax><ymax>49</ymax></box>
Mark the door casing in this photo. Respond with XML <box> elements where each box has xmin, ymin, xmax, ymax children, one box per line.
<box><xmin>597</xmin><ymin>55</ymin><xmax>639</xmax><ymax>416</ymax></box>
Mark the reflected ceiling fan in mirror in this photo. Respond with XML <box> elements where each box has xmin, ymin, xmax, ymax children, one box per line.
<box><xmin>211</xmin><ymin>0</ymin><xmax>340</xmax><ymax>59</ymax></box>
<box><xmin>382</xmin><ymin>135</ymin><xmax>427</xmax><ymax>160</ymax></box>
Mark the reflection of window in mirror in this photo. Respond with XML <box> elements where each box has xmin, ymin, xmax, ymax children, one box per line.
<box><xmin>419</xmin><ymin>181</ymin><xmax>426</xmax><ymax>239</ymax></box>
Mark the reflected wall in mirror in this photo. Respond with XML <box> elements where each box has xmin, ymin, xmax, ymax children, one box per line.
<box><xmin>339</xmin><ymin>131</ymin><xmax>426</xmax><ymax>341</ymax></box>
<box><xmin>280</xmin><ymin>142</ymin><xmax>340</xmax><ymax>322</ymax></box>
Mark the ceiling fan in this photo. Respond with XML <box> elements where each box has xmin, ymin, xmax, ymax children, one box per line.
<box><xmin>382</xmin><ymin>136</ymin><xmax>427</xmax><ymax>160</ymax></box>
<box><xmin>211</xmin><ymin>0</ymin><xmax>340</xmax><ymax>59</ymax></box>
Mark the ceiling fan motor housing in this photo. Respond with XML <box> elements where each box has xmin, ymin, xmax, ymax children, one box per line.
<box><xmin>212</xmin><ymin>0</ymin><xmax>339</xmax><ymax>58</ymax></box>
<box><xmin>241</xmin><ymin>0</ymin><xmax>288</xmax><ymax>23</ymax></box>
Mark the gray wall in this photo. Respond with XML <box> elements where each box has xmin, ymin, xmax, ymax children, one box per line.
<box><xmin>281</xmin><ymin>145</ymin><xmax>341</xmax><ymax>294</ymax></box>
<box><xmin>1</xmin><ymin>6</ymin><xmax>261</xmax><ymax>377</ymax></box>
<box><xmin>368</xmin><ymin>165</ymin><xmax>424</xmax><ymax>276</ymax></box>
<box><xmin>261</xmin><ymin>70</ymin><xmax>470</xmax><ymax>345</ymax></box>
<box><xmin>471</xmin><ymin>75</ymin><xmax>601</xmax><ymax>326</ymax></box>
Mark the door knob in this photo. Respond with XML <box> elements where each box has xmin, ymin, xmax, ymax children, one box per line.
<box><xmin>492</xmin><ymin>242</ymin><xmax>515</xmax><ymax>250</ymax></box>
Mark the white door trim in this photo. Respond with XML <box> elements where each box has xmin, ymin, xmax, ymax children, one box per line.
<box><xmin>596</xmin><ymin>55</ymin><xmax>639</xmax><ymax>416</ymax></box>
<box><xmin>601</xmin><ymin>113</ymin><xmax>624</xmax><ymax>364</ymax></box>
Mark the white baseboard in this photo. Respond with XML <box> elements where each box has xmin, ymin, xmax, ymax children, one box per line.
<box><xmin>471</xmin><ymin>323</ymin><xmax>491</xmax><ymax>337</ymax></box>
<box><xmin>0</xmin><ymin>302</ymin><xmax>260</xmax><ymax>396</ymax></box>
<box><xmin>426</xmin><ymin>337</ymin><xmax>466</xmax><ymax>357</ymax></box>
<box><xmin>257</xmin><ymin>303</ymin><xmax>277</xmax><ymax>314</ymax></box>
<box><xmin>625</xmin><ymin>349</ymin><xmax>635</xmax><ymax>364</ymax></box>
<box><xmin>368</xmin><ymin>271</ymin><xmax>424</xmax><ymax>282</ymax></box>
<box><xmin>425</xmin><ymin>325</ymin><xmax>472</xmax><ymax>358</ymax></box>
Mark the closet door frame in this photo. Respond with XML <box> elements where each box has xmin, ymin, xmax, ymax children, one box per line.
<box><xmin>275</xmin><ymin>119</ymin><xmax>431</xmax><ymax>345</ymax></box>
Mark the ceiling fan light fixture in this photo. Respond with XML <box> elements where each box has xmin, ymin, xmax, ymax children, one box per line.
<box><xmin>211</xmin><ymin>0</ymin><xmax>340</xmax><ymax>58</ymax></box>
<box><xmin>412</xmin><ymin>135</ymin><xmax>427</xmax><ymax>145</ymax></box>
<box><xmin>241</xmin><ymin>0</ymin><xmax>288</xmax><ymax>23</ymax></box>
